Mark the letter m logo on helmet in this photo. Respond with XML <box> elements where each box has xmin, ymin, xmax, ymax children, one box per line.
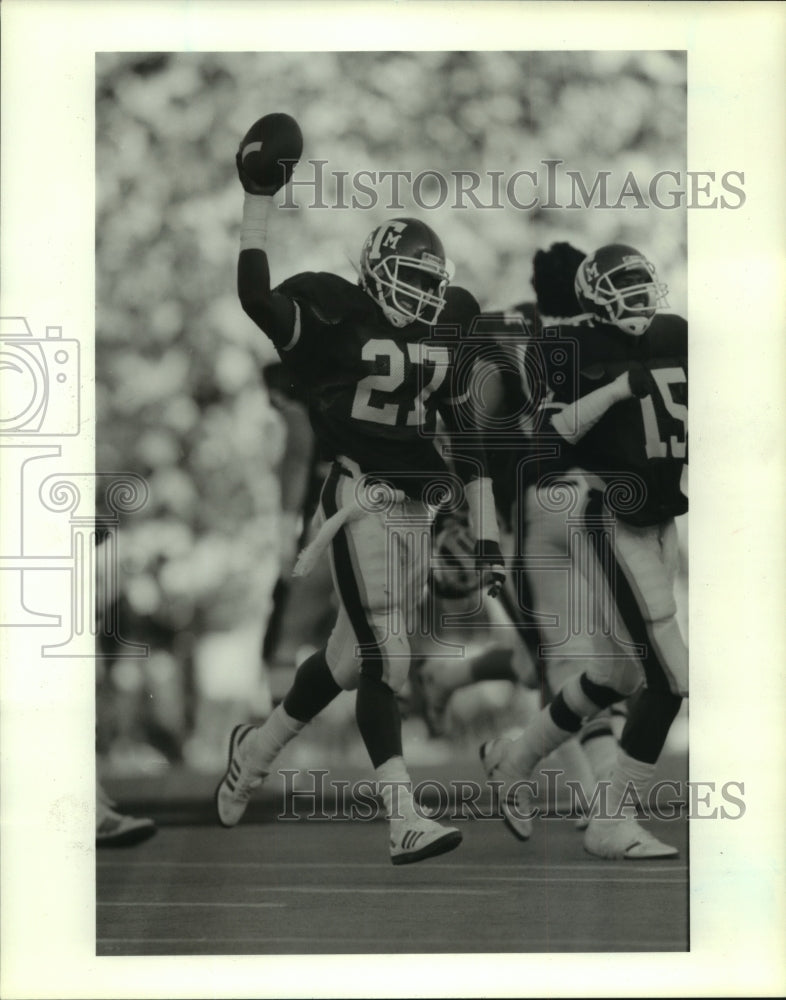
<box><xmin>366</xmin><ymin>221</ymin><xmax>407</xmax><ymax>261</ymax></box>
<box><xmin>382</xmin><ymin>228</ymin><xmax>403</xmax><ymax>251</ymax></box>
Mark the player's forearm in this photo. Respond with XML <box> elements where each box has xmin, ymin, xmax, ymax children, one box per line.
<box><xmin>464</xmin><ymin>475</ymin><xmax>500</xmax><ymax>545</ymax></box>
<box><xmin>237</xmin><ymin>193</ymin><xmax>275</xmax><ymax>324</ymax></box>
<box><xmin>550</xmin><ymin>372</ymin><xmax>634</xmax><ymax>443</ymax></box>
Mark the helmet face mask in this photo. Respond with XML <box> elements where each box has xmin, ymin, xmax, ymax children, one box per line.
<box><xmin>575</xmin><ymin>245</ymin><xmax>669</xmax><ymax>336</ymax></box>
<box><xmin>360</xmin><ymin>219</ymin><xmax>450</xmax><ymax>328</ymax></box>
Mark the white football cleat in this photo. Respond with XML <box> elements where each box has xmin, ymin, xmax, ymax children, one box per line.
<box><xmin>389</xmin><ymin>814</ymin><xmax>462</xmax><ymax>866</ymax></box>
<box><xmin>584</xmin><ymin>816</ymin><xmax>678</xmax><ymax>860</ymax></box>
<box><xmin>215</xmin><ymin>724</ymin><xmax>267</xmax><ymax>828</ymax></box>
<box><xmin>479</xmin><ymin>738</ymin><xmax>534</xmax><ymax>841</ymax></box>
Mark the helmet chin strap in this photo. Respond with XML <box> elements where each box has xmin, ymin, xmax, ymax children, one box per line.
<box><xmin>603</xmin><ymin>288</ymin><xmax>656</xmax><ymax>336</ymax></box>
<box><xmin>381</xmin><ymin>302</ymin><xmax>411</xmax><ymax>328</ymax></box>
<box><xmin>610</xmin><ymin>308</ymin><xmax>653</xmax><ymax>336</ymax></box>
<box><xmin>617</xmin><ymin>318</ymin><xmax>650</xmax><ymax>336</ymax></box>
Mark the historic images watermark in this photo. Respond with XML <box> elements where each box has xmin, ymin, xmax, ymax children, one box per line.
<box><xmin>277</xmin><ymin>160</ymin><xmax>746</xmax><ymax>211</ymax></box>
<box><xmin>276</xmin><ymin>769</ymin><xmax>746</xmax><ymax>823</ymax></box>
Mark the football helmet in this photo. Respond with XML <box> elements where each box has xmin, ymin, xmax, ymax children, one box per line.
<box><xmin>574</xmin><ymin>244</ymin><xmax>669</xmax><ymax>335</ymax></box>
<box><xmin>360</xmin><ymin>218</ymin><xmax>450</xmax><ymax>328</ymax></box>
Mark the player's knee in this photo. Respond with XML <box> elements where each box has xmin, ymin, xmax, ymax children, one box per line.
<box><xmin>355</xmin><ymin>629</ymin><xmax>411</xmax><ymax>694</ymax></box>
<box><xmin>378</xmin><ymin>632</ymin><xmax>411</xmax><ymax>692</ymax></box>
<box><xmin>325</xmin><ymin>629</ymin><xmax>362</xmax><ymax>691</ymax></box>
<box><xmin>545</xmin><ymin>657</ymin><xmax>584</xmax><ymax>694</ymax></box>
<box><xmin>640</xmin><ymin>584</ymin><xmax>678</xmax><ymax>625</ymax></box>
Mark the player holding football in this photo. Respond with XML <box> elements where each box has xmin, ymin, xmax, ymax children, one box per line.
<box><xmin>215</xmin><ymin>115</ymin><xmax>505</xmax><ymax>865</ymax></box>
<box><xmin>481</xmin><ymin>242</ymin><xmax>688</xmax><ymax>859</ymax></box>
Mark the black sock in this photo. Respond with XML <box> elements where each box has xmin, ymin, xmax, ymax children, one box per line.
<box><xmin>282</xmin><ymin>647</ymin><xmax>342</xmax><ymax>723</ymax></box>
<box><xmin>619</xmin><ymin>687</ymin><xmax>683</xmax><ymax>764</ymax></box>
<box><xmin>356</xmin><ymin>674</ymin><xmax>403</xmax><ymax>769</ymax></box>
<box><xmin>548</xmin><ymin>691</ymin><xmax>584</xmax><ymax>733</ymax></box>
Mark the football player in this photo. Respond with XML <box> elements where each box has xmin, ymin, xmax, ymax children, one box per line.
<box><xmin>419</xmin><ymin>247</ymin><xmax>624</xmax><ymax>766</ymax></box>
<box><xmin>215</xmin><ymin>119</ymin><xmax>506</xmax><ymax>865</ymax></box>
<box><xmin>481</xmin><ymin>242</ymin><xmax>688</xmax><ymax>859</ymax></box>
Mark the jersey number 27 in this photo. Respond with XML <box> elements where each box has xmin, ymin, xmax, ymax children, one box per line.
<box><xmin>351</xmin><ymin>340</ymin><xmax>449</xmax><ymax>427</ymax></box>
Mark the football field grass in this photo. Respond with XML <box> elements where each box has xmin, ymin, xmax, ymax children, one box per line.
<box><xmin>97</xmin><ymin>759</ymin><xmax>688</xmax><ymax>955</ymax></box>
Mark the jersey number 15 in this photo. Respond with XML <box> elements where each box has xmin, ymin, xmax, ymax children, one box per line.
<box><xmin>640</xmin><ymin>366</ymin><xmax>687</xmax><ymax>459</ymax></box>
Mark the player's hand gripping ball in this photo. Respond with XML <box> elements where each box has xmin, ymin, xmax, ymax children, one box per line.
<box><xmin>236</xmin><ymin>113</ymin><xmax>303</xmax><ymax>195</ymax></box>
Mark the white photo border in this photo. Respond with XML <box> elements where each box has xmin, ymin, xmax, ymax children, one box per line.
<box><xmin>1</xmin><ymin>1</ymin><xmax>785</xmax><ymax>997</ymax></box>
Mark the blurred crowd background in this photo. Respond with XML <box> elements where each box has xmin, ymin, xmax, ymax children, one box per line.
<box><xmin>96</xmin><ymin>50</ymin><xmax>687</xmax><ymax>778</ymax></box>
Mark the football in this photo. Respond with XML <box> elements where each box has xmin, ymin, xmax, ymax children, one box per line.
<box><xmin>238</xmin><ymin>113</ymin><xmax>303</xmax><ymax>192</ymax></box>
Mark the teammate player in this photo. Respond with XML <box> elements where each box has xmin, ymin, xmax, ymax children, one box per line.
<box><xmin>215</xmin><ymin>119</ymin><xmax>506</xmax><ymax>865</ymax></box>
<box><xmin>419</xmin><ymin>245</ymin><xmax>625</xmax><ymax>796</ymax></box>
<box><xmin>481</xmin><ymin>242</ymin><xmax>688</xmax><ymax>859</ymax></box>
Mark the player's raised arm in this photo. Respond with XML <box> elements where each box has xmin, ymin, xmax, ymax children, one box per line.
<box><xmin>236</xmin><ymin>114</ymin><xmax>302</xmax><ymax>347</ymax></box>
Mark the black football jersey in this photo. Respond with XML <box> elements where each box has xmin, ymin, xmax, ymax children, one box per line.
<box><xmin>537</xmin><ymin>313</ymin><xmax>688</xmax><ymax>526</ymax></box>
<box><xmin>268</xmin><ymin>271</ymin><xmax>480</xmax><ymax>496</ymax></box>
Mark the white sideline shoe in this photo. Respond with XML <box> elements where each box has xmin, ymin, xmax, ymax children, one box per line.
<box><xmin>584</xmin><ymin>816</ymin><xmax>678</xmax><ymax>859</ymax></box>
<box><xmin>96</xmin><ymin>809</ymin><xmax>157</xmax><ymax>847</ymax></box>
<box><xmin>215</xmin><ymin>724</ymin><xmax>267</xmax><ymax>827</ymax></box>
<box><xmin>389</xmin><ymin>815</ymin><xmax>462</xmax><ymax>866</ymax></box>
<box><xmin>479</xmin><ymin>738</ymin><xmax>534</xmax><ymax>841</ymax></box>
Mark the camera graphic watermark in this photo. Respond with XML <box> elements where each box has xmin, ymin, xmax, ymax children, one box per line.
<box><xmin>0</xmin><ymin>317</ymin><xmax>80</xmax><ymax>435</ymax></box>
<box><xmin>0</xmin><ymin>316</ymin><xmax>148</xmax><ymax>657</ymax></box>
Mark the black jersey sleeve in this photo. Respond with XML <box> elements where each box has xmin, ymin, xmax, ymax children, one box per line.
<box><xmin>268</xmin><ymin>271</ymin><xmax>363</xmax><ymax>360</ymax></box>
<box><xmin>237</xmin><ymin>248</ymin><xmax>299</xmax><ymax>349</ymax></box>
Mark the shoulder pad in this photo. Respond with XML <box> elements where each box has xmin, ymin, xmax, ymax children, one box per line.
<box><xmin>650</xmin><ymin>312</ymin><xmax>687</xmax><ymax>335</ymax></box>
<box><xmin>275</xmin><ymin>271</ymin><xmax>366</xmax><ymax>324</ymax></box>
<box><xmin>442</xmin><ymin>285</ymin><xmax>480</xmax><ymax>326</ymax></box>
<box><xmin>647</xmin><ymin>313</ymin><xmax>687</xmax><ymax>351</ymax></box>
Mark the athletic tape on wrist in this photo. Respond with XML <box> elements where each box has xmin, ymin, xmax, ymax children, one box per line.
<box><xmin>240</xmin><ymin>193</ymin><xmax>274</xmax><ymax>251</ymax></box>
